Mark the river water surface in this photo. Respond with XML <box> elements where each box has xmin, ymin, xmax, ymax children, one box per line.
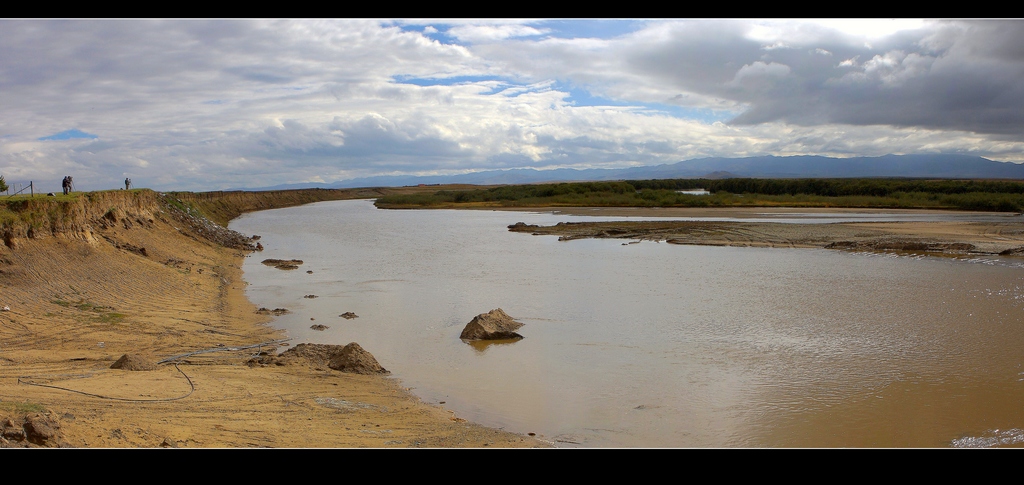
<box><xmin>230</xmin><ymin>200</ymin><xmax>1024</xmax><ymax>447</ymax></box>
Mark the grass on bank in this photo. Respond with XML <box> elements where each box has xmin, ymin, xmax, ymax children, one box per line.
<box><xmin>0</xmin><ymin>401</ymin><xmax>47</xmax><ymax>414</ymax></box>
<box><xmin>0</xmin><ymin>190</ymin><xmax>155</xmax><ymax>234</ymax></box>
<box><xmin>374</xmin><ymin>178</ymin><xmax>1024</xmax><ymax>212</ymax></box>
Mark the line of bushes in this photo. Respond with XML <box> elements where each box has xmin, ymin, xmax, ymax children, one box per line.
<box><xmin>374</xmin><ymin>178</ymin><xmax>1024</xmax><ymax>212</ymax></box>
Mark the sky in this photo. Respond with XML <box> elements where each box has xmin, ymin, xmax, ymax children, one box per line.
<box><xmin>2</xmin><ymin>19</ymin><xmax>1023</xmax><ymax>192</ymax></box>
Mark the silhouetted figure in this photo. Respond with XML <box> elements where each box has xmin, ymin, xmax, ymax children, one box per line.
<box><xmin>62</xmin><ymin>176</ymin><xmax>70</xmax><ymax>195</ymax></box>
<box><xmin>125</xmin><ymin>178</ymin><xmax>131</xmax><ymax>190</ymax></box>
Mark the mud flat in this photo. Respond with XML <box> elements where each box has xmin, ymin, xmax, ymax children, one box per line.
<box><xmin>0</xmin><ymin>189</ymin><xmax>544</xmax><ymax>447</ymax></box>
<box><xmin>506</xmin><ymin>207</ymin><xmax>1024</xmax><ymax>256</ymax></box>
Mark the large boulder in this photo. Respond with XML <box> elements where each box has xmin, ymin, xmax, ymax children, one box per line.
<box><xmin>328</xmin><ymin>343</ymin><xmax>389</xmax><ymax>375</ymax></box>
<box><xmin>459</xmin><ymin>308</ymin><xmax>524</xmax><ymax>340</ymax></box>
<box><xmin>1</xmin><ymin>413</ymin><xmax>66</xmax><ymax>448</ymax></box>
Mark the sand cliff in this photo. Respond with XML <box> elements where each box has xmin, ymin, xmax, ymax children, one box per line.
<box><xmin>0</xmin><ymin>189</ymin><xmax>544</xmax><ymax>447</ymax></box>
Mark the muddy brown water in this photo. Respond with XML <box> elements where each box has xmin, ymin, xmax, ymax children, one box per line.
<box><xmin>232</xmin><ymin>200</ymin><xmax>1024</xmax><ymax>447</ymax></box>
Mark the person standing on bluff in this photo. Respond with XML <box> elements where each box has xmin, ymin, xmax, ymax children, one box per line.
<box><xmin>125</xmin><ymin>178</ymin><xmax>131</xmax><ymax>190</ymax></box>
<box><xmin>62</xmin><ymin>176</ymin><xmax>70</xmax><ymax>195</ymax></box>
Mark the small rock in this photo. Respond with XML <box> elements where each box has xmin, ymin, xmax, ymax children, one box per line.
<box><xmin>256</xmin><ymin>307</ymin><xmax>290</xmax><ymax>316</ymax></box>
<box><xmin>310</xmin><ymin>324</ymin><xmax>329</xmax><ymax>331</ymax></box>
<box><xmin>261</xmin><ymin>259</ymin><xmax>303</xmax><ymax>270</ymax></box>
<box><xmin>339</xmin><ymin>312</ymin><xmax>358</xmax><ymax>319</ymax></box>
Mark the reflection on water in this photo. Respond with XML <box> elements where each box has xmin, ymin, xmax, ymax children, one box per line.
<box><xmin>231</xmin><ymin>199</ymin><xmax>1024</xmax><ymax>447</ymax></box>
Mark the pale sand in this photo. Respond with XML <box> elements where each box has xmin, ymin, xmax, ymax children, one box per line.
<box><xmin>0</xmin><ymin>203</ymin><xmax>545</xmax><ymax>448</ymax></box>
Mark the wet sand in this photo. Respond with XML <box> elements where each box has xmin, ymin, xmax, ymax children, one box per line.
<box><xmin>501</xmin><ymin>206</ymin><xmax>1024</xmax><ymax>255</ymax></box>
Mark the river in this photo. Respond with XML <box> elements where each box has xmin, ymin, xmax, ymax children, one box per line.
<box><xmin>230</xmin><ymin>199</ymin><xmax>1024</xmax><ymax>447</ymax></box>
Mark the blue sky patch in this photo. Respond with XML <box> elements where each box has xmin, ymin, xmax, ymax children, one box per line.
<box><xmin>532</xmin><ymin>19</ymin><xmax>647</xmax><ymax>40</ymax></box>
<box><xmin>393</xmin><ymin>19</ymin><xmax>646</xmax><ymax>44</ymax></box>
<box><xmin>552</xmin><ymin>81</ymin><xmax>734</xmax><ymax>123</ymax></box>
<box><xmin>39</xmin><ymin>129</ymin><xmax>98</xmax><ymax>141</ymax></box>
<box><xmin>393</xmin><ymin>75</ymin><xmax>512</xmax><ymax>95</ymax></box>
<box><xmin>394</xmin><ymin>23</ymin><xmax>449</xmax><ymax>44</ymax></box>
<box><xmin>394</xmin><ymin>75</ymin><xmax>506</xmax><ymax>87</ymax></box>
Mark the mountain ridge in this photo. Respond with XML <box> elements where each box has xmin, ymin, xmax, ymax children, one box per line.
<box><xmin>241</xmin><ymin>154</ymin><xmax>1024</xmax><ymax>191</ymax></box>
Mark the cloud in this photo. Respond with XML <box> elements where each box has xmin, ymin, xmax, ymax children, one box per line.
<box><xmin>445</xmin><ymin>23</ymin><xmax>549</xmax><ymax>43</ymax></box>
<box><xmin>1</xmin><ymin>19</ymin><xmax>1022</xmax><ymax>192</ymax></box>
<box><xmin>728</xmin><ymin>61</ymin><xmax>792</xmax><ymax>87</ymax></box>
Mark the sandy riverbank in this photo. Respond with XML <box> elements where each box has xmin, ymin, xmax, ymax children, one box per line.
<box><xmin>502</xmin><ymin>206</ymin><xmax>1024</xmax><ymax>255</ymax></box>
<box><xmin>0</xmin><ymin>191</ymin><xmax>544</xmax><ymax>447</ymax></box>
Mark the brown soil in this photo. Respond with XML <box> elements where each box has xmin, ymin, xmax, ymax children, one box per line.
<box><xmin>110</xmin><ymin>354</ymin><xmax>158</xmax><ymax>371</ymax></box>
<box><xmin>0</xmin><ymin>191</ymin><xmax>546</xmax><ymax>448</ymax></box>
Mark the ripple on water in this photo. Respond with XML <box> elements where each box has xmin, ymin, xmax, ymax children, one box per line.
<box><xmin>951</xmin><ymin>428</ymin><xmax>1024</xmax><ymax>448</ymax></box>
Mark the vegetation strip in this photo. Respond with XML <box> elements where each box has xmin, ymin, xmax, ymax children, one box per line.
<box><xmin>374</xmin><ymin>178</ymin><xmax>1024</xmax><ymax>212</ymax></box>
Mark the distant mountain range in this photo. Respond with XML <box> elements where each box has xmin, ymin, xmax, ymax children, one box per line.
<box><xmin>246</xmin><ymin>154</ymin><xmax>1024</xmax><ymax>191</ymax></box>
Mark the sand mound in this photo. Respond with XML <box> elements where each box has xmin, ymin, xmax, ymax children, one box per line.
<box><xmin>275</xmin><ymin>342</ymin><xmax>388</xmax><ymax>375</ymax></box>
<box><xmin>110</xmin><ymin>354</ymin><xmax>158</xmax><ymax>371</ymax></box>
<box><xmin>459</xmin><ymin>308</ymin><xmax>524</xmax><ymax>340</ymax></box>
<box><xmin>276</xmin><ymin>343</ymin><xmax>338</xmax><ymax>368</ymax></box>
<box><xmin>329</xmin><ymin>343</ymin><xmax>389</xmax><ymax>375</ymax></box>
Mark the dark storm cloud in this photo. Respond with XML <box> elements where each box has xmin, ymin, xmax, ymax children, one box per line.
<box><xmin>478</xmin><ymin>20</ymin><xmax>1024</xmax><ymax>137</ymax></box>
<box><xmin>648</xmin><ymin>20</ymin><xmax>1024</xmax><ymax>136</ymax></box>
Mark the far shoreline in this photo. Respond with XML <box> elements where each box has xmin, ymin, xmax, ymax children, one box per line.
<box><xmin>463</xmin><ymin>205</ymin><xmax>1024</xmax><ymax>256</ymax></box>
<box><xmin>477</xmin><ymin>205</ymin><xmax>1023</xmax><ymax>219</ymax></box>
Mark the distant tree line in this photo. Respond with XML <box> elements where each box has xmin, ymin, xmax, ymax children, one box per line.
<box><xmin>374</xmin><ymin>178</ymin><xmax>1024</xmax><ymax>212</ymax></box>
<box><xmin>626</xmin><ymin>178</ymin><xmax>1024</xmax><ymax>197</ymax></box>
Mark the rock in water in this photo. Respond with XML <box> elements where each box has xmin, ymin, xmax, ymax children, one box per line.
<box><xmin>328</xmin><ymin>342</ymin><xmax>389</xmax><ymax>375</ymax></box>
<box><xmin>459</xmin><ymin>308</ymin><xmax>524</xmax><ymax>340</ymax></box>
<box><xmin>261</xmin><ymin>259</ymin><xmax>303</xmax><ymax>270</ymax></box>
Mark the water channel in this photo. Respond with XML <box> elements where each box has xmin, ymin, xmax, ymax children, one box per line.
<box><xmin>230</xmin><ymin>199</ymin><xmax>1024</xmax><ymax>447</ymax></box>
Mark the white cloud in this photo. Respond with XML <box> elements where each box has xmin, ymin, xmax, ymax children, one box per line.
<box><xmin>0</xmin><ymin>19</ymin><xmax>1021</xmax><ymax>191</ymax></box>
<box><xmin>446</xmin><ymin>24</ymin><xmax>548</xmax><ymax>43</ymax></box>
